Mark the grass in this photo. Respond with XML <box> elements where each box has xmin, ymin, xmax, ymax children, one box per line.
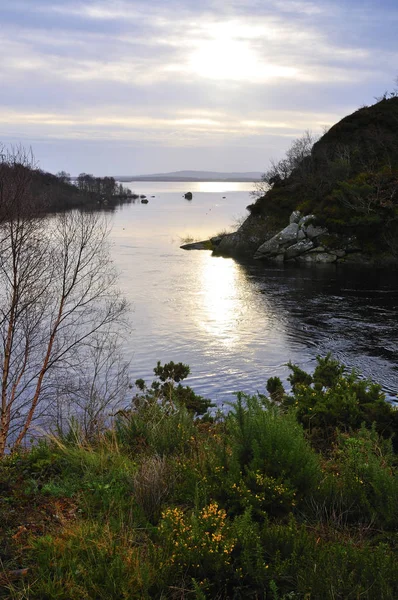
<box><xmin>1</xmin><ymin>358</ymin><xmax>397</xmax><ymax>599</ymax></box>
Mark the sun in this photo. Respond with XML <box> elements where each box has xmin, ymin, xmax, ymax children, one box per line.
<box><xmin>185</xmin><ymin>23</ymin><xmax>298</xmax><ymax>83</ymax></box>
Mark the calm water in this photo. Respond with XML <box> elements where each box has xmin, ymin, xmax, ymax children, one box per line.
<box><xmin>110</xmin><ymin>181</ymin><xmax>398</xmax><ymax>404</ymax></box>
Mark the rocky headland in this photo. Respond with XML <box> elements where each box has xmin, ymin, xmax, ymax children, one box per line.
<box><xmin>183</xmin><ymin>97</ymin><xmax>398</xmax><ymax>267</ymax></box>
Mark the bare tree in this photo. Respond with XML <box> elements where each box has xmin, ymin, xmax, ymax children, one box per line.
<box><xmin>252</xmin><ymin>131</ymin><xmax>318</xmax><ymax>198</ymax></box>
<box><xmin>56</xmin><ymin>171</ymin><xmax>71</xmax><ymax>184</ymax></box>
<box><xmin>52</xmin><ymin>332</ymin><xmax>130</xmax><ymax>441</ymax></box>
<box><xmin>0</xmin><ymin>148</ymin><xmax>127</xmax><ymax>456</ymax></box>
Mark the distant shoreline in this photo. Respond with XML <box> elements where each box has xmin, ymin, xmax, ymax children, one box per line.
<box><xmin>114</xmin><ymin>177</ymin><xmax>261</xmax><ymax>182</ymax></box>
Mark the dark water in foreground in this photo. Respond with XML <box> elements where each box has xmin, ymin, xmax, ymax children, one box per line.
<box><xmin>110</xmin><ymin>182</ymin><xmax>398</xmax><ymax>404</ymax></box>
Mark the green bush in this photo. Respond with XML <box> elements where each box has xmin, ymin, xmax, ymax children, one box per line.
<box><xmin>323</xmin><ymin>426</ymin><xmax>398</xmax><ymax>528</ymax></box>
<box><xmin>281</xmin><ymin>354</ymin><xmax>398</xmax><ymax>450</ymax></box>
<box><xmin>207</xmin><ymin>394</ymin><xmax>321</xmax><ymax>518</ymax></box>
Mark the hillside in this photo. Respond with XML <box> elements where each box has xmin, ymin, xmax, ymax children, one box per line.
<box><xmin>216</xmin><ymin>97</ymin><xmax>398</xmax><ymax>262</ymax></box>
<box><xmin>0</xmin><ymin>164</ymin><xmax>135</xmax><ymax>217</ymax></box>
<box><xmin>116</xmin><ymin>170</ymin><xmax>262</xmax><ymax>182</ymax></box>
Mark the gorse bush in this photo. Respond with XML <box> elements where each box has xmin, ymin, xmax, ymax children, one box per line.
<box><xmin>324</xmin><ymin>426</ymin><xmax>398</xmax><ymax>529</ymax></box>
<box><xmin>277</xmin><ymin>354</ymin><xmax>398</xmax><ymax>450</ymax></box>
<box><xmin>205</xmin><ymin>394</ymin><xmax>322</xmax><ymax>519</ymax></box>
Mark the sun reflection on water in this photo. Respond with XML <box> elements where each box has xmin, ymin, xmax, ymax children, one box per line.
<box><xmin>196</xmin><ymin>255</ymin><xmax>248</xmax><ymax>348</ymax></box>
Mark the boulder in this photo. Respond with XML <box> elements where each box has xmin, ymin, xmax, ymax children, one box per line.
<box><xmin>304</xmin><ymin>223</ymin><xmax>328</xmax><ymax>239</ymax></box>
<box><xmin>289</xmin><ymin>210</ymin><xmax>301</xmax><ymax>224</ymax></box>
<box><xmin>296</xmin><ymin>252</ymin><xmax>337</xmax><ymax>263</ymax></box>
<box><xmin>298</xmin><ymin>214</ymin><xmax>316</xmax><ymax>227</ymax></box>
<box><xmin>268</xmin><ymin>253</ymin><xmax>285</xmax><ymax>263</ymax></box>
<box><xmin>253</xmin><ymin>236</ymin><xmax>282</xmax><ymax>258</ymax></box>
<box><xmin>285</xmin><ymin>239</ymin><xmax>314</xmax><ymax>260</ymax></box>
<box><xmin>184</xmin><ymin>192</ymin><xmax>193</xmax><ymax>200</ymax></box>
<box><xmin>297</xmin><ymin>229</ymin><xmax>306</xmax><ymax>241</ymax></box>
<box><xmin>276</xmin><ymin>222</ymin><xmax>299</xmax><ymax>245</ymax></box>
<box><xmin>330</xmin><ymin>249</ymin><xmax>346</xmax><ymax>258</ymax></box>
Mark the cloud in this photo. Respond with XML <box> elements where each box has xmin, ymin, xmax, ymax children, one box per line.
<box><xmin>1</xmin><ymin>0</ymin><xmax>398</xmax><ymax>173</ymax></box>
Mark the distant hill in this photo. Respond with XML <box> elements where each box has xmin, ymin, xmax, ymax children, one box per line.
<box><xmin>116</xmin><ymin>170</ymin><xmax>263</xmax><ymax>182</ymax></box>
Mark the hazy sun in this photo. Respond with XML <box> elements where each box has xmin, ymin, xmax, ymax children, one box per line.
<box><xmin>185</xmin><ymin>22</ymin><xmax>298</xmax><ymax>83</ymax></box>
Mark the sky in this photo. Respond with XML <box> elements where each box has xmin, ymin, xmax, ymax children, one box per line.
<box><xmin>1</xmin><ymin>0</ymin><xmax>397</xmax><ymax>176</ymax></box>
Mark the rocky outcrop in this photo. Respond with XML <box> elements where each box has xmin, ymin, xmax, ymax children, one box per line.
<box><xmin>181</xmin><ymin>235</ymin><xmax>224</xmax><ymax>251</ymax></box>
<box><xmin>253</xmin><ymin>212</ymin><xmax>352</xmax><ymax>264</ymax></box>
<box><xmin>215</xmin><ymin>214</ymin><xmax>278</xmax><ymax>257</ymax></box>
<box><xmin>181</xmin><ymin>210</ymin><xmax>391</xmax><ymax>265</ymax></box>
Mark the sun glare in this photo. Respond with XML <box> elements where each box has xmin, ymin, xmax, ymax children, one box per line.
<box><xmin>186</xmin><ymin>23</ymin><xmax>298</xmax><ymax>82</ymax></box>
<box><xmin>196</xmin><ymin>256</ymin><xmax>244</xmax><ymax>347</ymax></box>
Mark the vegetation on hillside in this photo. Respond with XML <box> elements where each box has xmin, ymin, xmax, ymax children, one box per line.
<box><xmin>1</xmin><ymin>357</ymin><xmax>397</xmax><ymax>599</ymax></box>
<box><xmin>0</xmin><ymin>145</ymin><xmax>135</xmax><ymax>215</ymax></box>
<box><xmin>248</xmin><ymin>98</ymin><xmax>398</xmax><ymax>257</ymax></box>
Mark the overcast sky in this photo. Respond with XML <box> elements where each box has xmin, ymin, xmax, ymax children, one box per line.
<box><xmin>1</xmin><ymin>0</ymin><xmax>397</xmax><ymax>176</ymax></box>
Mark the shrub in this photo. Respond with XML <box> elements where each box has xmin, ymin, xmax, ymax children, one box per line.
<box><xmin>158</xmin><ymin>502</ymin><xmax>236</xmax><ymax>594</ymax></box>
<box><xmin>132</xmin><ymin>455</ymin><xmax>174</xmax><ymax>523</ymax></box>
<box><xmin>282</xmin><ymin>354</ymin><xmax>398</xmax><ymax>450</ymax></box>
<box><xmin>208</xmin><ymin>394</ymin><xmax>321</xmax><ymax>518</ymax></box>
<box><xmin>324</xmin><ymin>426</ymin><xmax>398</xmax><ymax>528</ymax></box>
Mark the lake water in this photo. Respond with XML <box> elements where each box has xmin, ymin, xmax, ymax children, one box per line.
<box><xmin>110</xmin><ymin>181</ymin><xmax>398</xmax><ymax>404</ymax></box>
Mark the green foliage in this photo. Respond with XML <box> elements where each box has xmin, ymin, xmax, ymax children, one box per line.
<box><xmin>116</xmin><ymin>399</ymin><xmax>196</xmax><ymax>457</ymax></box>
<box><xmin>322</xmin><ymin>426</ymin><xmax>398</xmax><ymax>529</ymax></box>
<box><xmin>206</xmin><ymin>394</ymin><xmax>321</xmax><ymax>519</ymax></box>
<box><xmin>2</xmin><ymin>357</ymin><xmax>398</xmax><ymax>599</ymax></box>
<box><xmin>252</xmin><ymin>97</ymin><xmax>398</xmax><ymax>255</ymax></box>
<box><xmin>266</xmin><ymin>376</ymin><xmax>285</xmax><ymax>403</ymax></box>
<box><xmin>133</xmin><ymin>360</ymin><xmax>214</xmax><ymax>416</ymax></box>
<box><xmin>28</xmin><ymin>521</ymin><xmax>157</xmax><ymax>599</ymax></box>
<box><xmin>283</xmin><ymin>354</ymin><xmax>398</xmax><ymax>449</ymax></box>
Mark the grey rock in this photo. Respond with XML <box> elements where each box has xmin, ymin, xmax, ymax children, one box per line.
<box><xmin>276</xmin><ymin>222</ymin><xmax>299</xmax><ymax>245</ymax></box>
<box><xmin>180</xmin><ymin>240</ymin><xmax>212</xmax><ymax>250</ymax></box>
<box><xmin>215</xmin><ymin>214</ymin><xmax>277</xmax><ymax>257</ymax></box>
<box><xmin>308</xmin><ymin>246</ymin><xmax>326</xmax><ymax>253</ymax></box>
<box><xmin>268</xmin><ymin>253</ymin><xmax>285</xmax><ymax>263</ymax></box>
<box><xmin>285</xmin><ymin>239</ymin><xmax>314</xmax><ymax>260</ymax></box>
<box><xmin>210</xmin><ymin>235</ymin><xmax>223</xmax><ymax>246</ymax></box>
<box><xmin>254</xmin><ymin>223</ymin><xmax>299</xmax><ymax>259</ymax></box>
<box><xmin>296</xmin><ymin>252</ymin><xmax>337</xmax><ymax>263</ymax></box>
<box><xmin>304</xmin><ymin>224</ymin><xmax>327</xmax><ymax>239</ymax></box>
<box><xmin>289</xmin><ymin>210</ymin><xmax>302</xmax><ymax>224</ymax></box>
<box><xmin>253</xmin><ymin>236</ymin><xmax>282</xmax><ymax>258</ymax></box>
<box><xmin>330</xmin><ymin>249</ymin><xmax>346</xmax><ymax>258</ymax></box>
<box><xmin>298</xmin><ymin>214</ymin><xmax>316</xmax><ymax>228</ymax></box>
<box><xmin>297</xmin><ymin>229</ymin><xmax>306</xmax><ymax>241</ymax></box>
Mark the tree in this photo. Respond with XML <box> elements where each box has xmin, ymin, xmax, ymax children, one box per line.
<box><xmin>252</xmin><ymin>131</ymin><xmax>317</xmax><ymax>198</ymax></box>
<box><xmin>56</xmin><ymin>171</ymin><xmax>71</xmax><ymax>184</ymax></box>
<box><xmin>0</xmin><ymin>147</ymin><xmax>127</xmax><ymax>456</ymax></box>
